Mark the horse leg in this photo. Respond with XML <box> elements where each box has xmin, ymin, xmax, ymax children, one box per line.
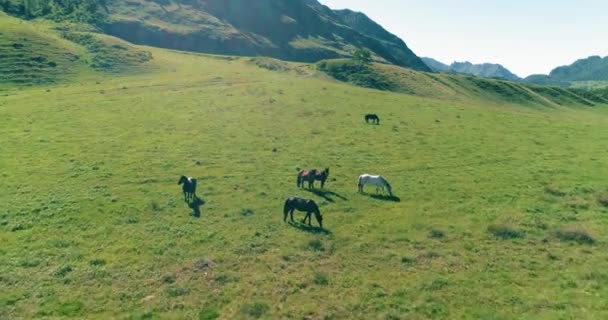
<box><xmin>303</xmin><ymin>212</ymin><xmax>311</xmax><ymax>225</ymax></box>
<box><xmin>290</xmin><ymin>209</ymin><xmax>295</xmax><ymax>223</ymax></box>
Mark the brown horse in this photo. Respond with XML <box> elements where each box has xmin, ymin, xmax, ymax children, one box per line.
<box><xmin>296</xmin><ymin>168</ymin><xmax>330</xmax><ymax>189</ymax></box>
<box><xmin>283</xmin><ymin>197</ymin><xmax>323</xmax><ymax>229</ymax></box>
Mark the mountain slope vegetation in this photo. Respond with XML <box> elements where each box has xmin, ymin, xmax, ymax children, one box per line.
<box><xmin>318</xmin><ymin>59</ymin><xmax>605</xmax><ymax>107</ymax></box>
<box><xmin>0</xmin><ymin>12</ymin><xmax>152</xmax><ymax>86</ymax></box>
<box><xmin>91</xmin><ymin>0</ymin><xmax>429</xmax><ymax>71</ymax></box>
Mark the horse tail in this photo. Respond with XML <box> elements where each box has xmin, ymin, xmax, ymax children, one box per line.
<box><xmin>283</xmin><ymin>198</ymin><xmax>291</xmax><ymax>215</ymax></box>
<box><xmin>357</xmin><ymin>175</ymin><xmax>362</xmax><ymax>189</ymax></box>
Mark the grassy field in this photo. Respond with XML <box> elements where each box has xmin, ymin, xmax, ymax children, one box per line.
<box><xmin>3</xmin><ymin>19</ymin><xmax>608</xmax><ymax>320</ymax></box>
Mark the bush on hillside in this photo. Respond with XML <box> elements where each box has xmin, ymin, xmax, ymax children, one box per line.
<box><xmin>317</xmin><ymin>59</ymin><xmax>395</xmax><ymax>91</ymax></box>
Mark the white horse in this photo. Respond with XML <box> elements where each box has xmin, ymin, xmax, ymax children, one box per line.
<box><xmin>357</xmin><ymin>174</ymin><xmax>393</xmax><ymax>196</ymax></box>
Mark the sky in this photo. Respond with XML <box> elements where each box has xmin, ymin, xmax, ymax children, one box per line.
<box><xmin>320</xmin><ymin>0</ymin><xmax>608</xmax><ymax>77</ymax></box>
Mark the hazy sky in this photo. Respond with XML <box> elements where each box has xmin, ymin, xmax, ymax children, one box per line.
<box><xmin>320</xmin><ymin>0</ymin><xmax>608</xmax><ymax>77</ymax></box>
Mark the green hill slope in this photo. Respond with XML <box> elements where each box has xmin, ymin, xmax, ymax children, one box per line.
<box><xmin>3</xmin><ymin>42</ymin><xmax>608</xmax><ymax>319</ymax></box>
<box><xmin>0</xmin><ymin>12</ymin><xmax>152</xmax><ymax>86</ymax></box>
<box><xmin>318</xmin><ymin>59</ymin><xmax>606</xmax><ymax>107</ymax></box>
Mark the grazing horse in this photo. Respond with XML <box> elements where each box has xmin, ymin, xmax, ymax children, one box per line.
<box><xmin>365</xmin><ymin>114</ymin><xmax>380</xmax><ymax>125</ymax></box>
<box><xmin>297</xmin><ymin>168</ymin><xmax>330</xmax><ymax>189</ymax></box>
<box><xmin>357</xmin><ymin>174</ymin><xmax>393</xmax><ymax>196</ymax></box>
<box><xmin>178</xmin><ymin>176</ymin><xmax>197</xmax><ymax>202</ymax></box>
<box><xmin>283</xmin><ymin>197</ymin><xmax>323</xmax><ymax>229</ymax></box>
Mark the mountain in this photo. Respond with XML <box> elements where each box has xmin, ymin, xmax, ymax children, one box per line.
<box><xmin>524</xmin><ymin>56</ymin><xmax>608</xmax><ymax>87</ymax></box>
<box><xmin>0</xmin><ymin>0</ymin><xmax>430</xmax><ymax>71</ymax></box>
<box><xmin>329</xmin><ymin>9</ymin><xmax>430</xmax><ymax>71</ymax></box>
<box><xmin>423</xmin><ymin>58</ymin><xmax>520</xmax><ymax>81</ymax></box>
<box><xmin>97</xmin><ymin>0</ymin><xmax>431</xmax><ymax>72</ymax></box>
<box><xmin>421</xmin><ymin>57</ymin><xmax>450</xmax><ymax>72</ymax></box>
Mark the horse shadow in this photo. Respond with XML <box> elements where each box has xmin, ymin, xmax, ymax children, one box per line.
<box><xmin>187</xmin><ymin>197</ymin><xmax>205</xmax><ymax>218</ymax></box>
<box><xmin>368</xmin><ymin>194</ymin><xmax>401</xmax><ymax>202</ymax></box>
<box><xmin>288</xmin><ymin>221</ymin><xmax>332</xmax><ymax>235</ymax></box>
<box><xmin>305</xmin><ymin>189</ymin><xmax>348</xmax><ymax>203</ymax></box>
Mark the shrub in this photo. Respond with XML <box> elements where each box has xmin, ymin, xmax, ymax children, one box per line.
<box><xmin>487</xmin><ymin>224</ymin><xmax>524</xmax><ymax>240</ymax></box>
<box><xmin>199</xmin><ymin>307</ymin><xmax>220</xmax><ymax>320</ymax></box>
<box><xmin>545</xmin><ymin>184</ymin><xmax>566</xmax><ymax>197</ymax></box>
<box><xmin>241</xmin><ymin>302</ymin><xmax>269</xmax><ymax>319</ymax></box>
<box><xmin>555</xmin><ymin>228</ymin><xmax>595</xmax><ymax>245</ymax></box>
<box><xmin>429</xmin><ymin>229</ymin><xmax>446</xmax><ymax>239</ymax></box>
<box><xmin>240</xmin><ymin>208</ymin><xmax>254</xmax><ymax>216</ymax></box>
<box><xmin>307</xmin><ymin>239</ymin><xmax>324</xmax><ymax>252</ymax></box>
<box><xmin>598</xmin><ymin>193</ymin><xmax>608</xmax><ymax>207</ymax></box>
<box><xmin>313</xmin><ymin>272</ymin><xmax>329</xmax><ymax>286</ymax></box>
<box><xmin>166</xmin><ymin>287</ymin><xmax>190</xmax><ymax>297</ymax></box>
<box><xmin>54</xmin><ymin>265</ymin><xmax>73</xmax><ymax>277</ymax></box>
<box><xmin>89</xmin><ymin>259</ymin><xmax>106</xmax><ymax>267</ymax></box>
<box><xmin>566</xmin><ymin>197</ymin><xmax>590</xmax><ymax>210</ymax></box>
<box><xmin>401</xmin><ymin>256</ymin><xmax>417</xmax><ymax>265</ymax></box>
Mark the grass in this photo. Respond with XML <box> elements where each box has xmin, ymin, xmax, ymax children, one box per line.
<box><xmin>319</xmin><ymin>59</ymin><xmax>603</xmax><ymax>108</ymax></box>
<box><xmin>0</xmin><ymin>12</ymin><xmax>152</xmax><ymax>87</ymax></box>
<box><xmin>3</xmin><ymin>15</ymin><xmax>608</xmax><ymax>320</ymax></box>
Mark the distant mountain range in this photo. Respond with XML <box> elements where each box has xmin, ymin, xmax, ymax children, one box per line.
<box><xmin>422</xmin><ymin>58</ymin><xmax>521</xmax><ymax>81</ymax></box>
<box><xmin>523</xmin><ymin>56</ymin><xmax>608</xmax><ymax>87</ymax></box>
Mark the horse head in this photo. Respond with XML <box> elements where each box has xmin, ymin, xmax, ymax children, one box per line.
<box><xmin>178</xmin><ymin>176</ymin><xmax>187</xmax><ymax>185</ymax></box>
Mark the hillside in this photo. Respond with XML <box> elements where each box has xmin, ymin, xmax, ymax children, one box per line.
<box><xmin>329</xmin><ymin>8</ymin><xmax>429</xmax><ymax>71</ymax></box>
<box><xmin>318</xmin><ymin>59</ymin><xmax>606</xmax><ymax>107</ymax></box>
<box><xmin>422</xmin><ymin>57</ymin><xmax>521</xmax><ymax>81</ymax></box>
<box><xmin>3</xmin><ymin>14</ymin><xmax>608</xmax><ymax>319</ymax></box>
<box><xmin>525</xmin><ymin>55</ymin><xmax>608</xmax><ymax>87</ymax></box>
<box><xmin>0</xmin><ymin>12</ymin><xmax>152</xmax><ymax>86</ymax></box>
<box><xmin>95</xmin><ymin>0</ymin><xmax>430</xmax><ymax>71</ymax></box>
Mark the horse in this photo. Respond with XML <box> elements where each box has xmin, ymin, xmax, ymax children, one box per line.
<box><xmin>365</xmin><ymin>114</ymin><xmax>380</xmax><ymax>125</ymax></box>
<box><xmin>283</xmin><ymin>197</ymin><xmax>323</xmax><ymax>229</ymax></box>
<box><xmin>178</xmin><ymin>176</ymin><xmax>197</xmax><ymax>202</ymax></box>
<box><xmin>357</xmin><ymin>174</ymin><xmax>393</xmax><ymax>196</ymax></box>
<box><xmin>296</xmin><ymin>168</ymin><xmax>330</xmax><ymax>189</ymax></box>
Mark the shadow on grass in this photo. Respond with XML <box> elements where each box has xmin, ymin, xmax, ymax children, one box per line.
<box><xmin>288</xmin><ymin>221</ymin><xmax>332</xmax><ymax>235</ymax></box>
<box><xmin>304</xmin><ymin>188</ymin><xmax>348</xmax><ymax>203</ymax></box>
<box><xmin>368</xmin><ymin>194</ymin><xmax>401</xmax><ymax>202</ymax></box>
<box><xmin>187</xmin><ymin>197</ymin><xmax>205</xmax><ymax>218</ymax></box>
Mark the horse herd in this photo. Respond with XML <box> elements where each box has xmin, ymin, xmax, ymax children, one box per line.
<box><xmin>178</xmin><ymin>114</ymin><xmax>390</xmax><ymax>230</ymax></box>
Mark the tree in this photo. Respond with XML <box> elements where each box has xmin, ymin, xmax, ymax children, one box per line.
<box><xmin>353</xmin><ymin>48</ymin><xmax>372</xmax><ymax>65</ymax></box>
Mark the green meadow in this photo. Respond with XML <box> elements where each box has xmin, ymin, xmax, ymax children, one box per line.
<box><xmin>2</xmin><ymin>16</ymin><xmax>608</xmax><ymax>319</ymax></box>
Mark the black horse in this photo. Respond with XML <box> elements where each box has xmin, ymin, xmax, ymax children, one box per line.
<box><xmin>283</xmin><ymin>197</ymin><xmax>323</xmax><ymax>229</ymax></box>
<box><xmin>365</xmin><ymin>114</ymin><xmax>380</xmax><ymax>125</ymax></box>
<box><xmin>178</xmin><ymin>176</ymin><xmax>197</xmax><ymax>202</ymax></box>
<box><xmin>297</xmin><ymin>168</ymin><xmax>330</xmax><ymax>189</ymax></box>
